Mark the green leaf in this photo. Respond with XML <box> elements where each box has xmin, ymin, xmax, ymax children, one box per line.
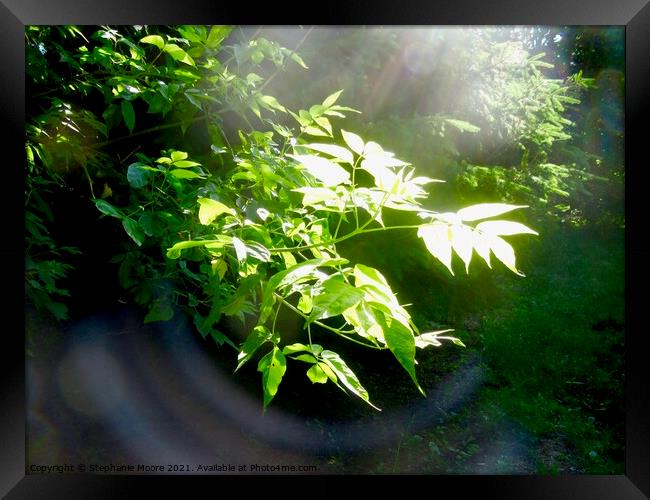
<box><xmin>170</xmin><ymin>169</ymin><xmax>204</xmax><ymax>179</ymax></box>
<box><xmin>414</xmin><ymin>329</ymin><xmax>454</xmax><ymax>349</ymax></box>
<box><xmin>314</xmin><ymin>117</ymin><xmax>332</xmax><ymax>135</ymax></box>
<box><xmin>457</xmin><ymin>203</ymin><xmax>528</xmax><ymax>222</ymax></box>
<box><xmin>418</xmin><ymin>223</ymin><xmax>454</xmax><ymax>275</ymax></box>
<box><xmin>206</xmin><ymin>25</ymin><xmax>231</xmax><ymax>49</ymax></box>
<box><xmin>486</xmin><ymin>234</ymin><xmax>524</xmax><ymax>276</ymax></box>
<box><xmin>341</xmin><ymin>129</ymin><xmax>364</xmax><ymax>155</ymax></box>
<box><xmin>258</xmin><ymin>94</ymin><xmax>286</xmax><ymax>113</ymax></box>
<box><xmin>94</xmin><ymin>199</ymin><xmax>124</xmax><ymax>219</ymax></box>
<box><xmin>320</xmin><ymin>350</ymin><xmax>379</xmax><ymax>410</ymax></box>
<box><xmin>122</xmin><ymin>218</ymin><xmax>145</xmax><ymax>246</ymax></box>
<box><xmin>243</xmin><ymin>241</ymin><xmax>271</xmax><ymax>262</ymax></box>
<box><xmin>173</xmin><ymin>160</ymin><xmax>202</xmax><ymax>168</ymax></box>
<box><xmin>144</xmin><ymin>299</ymin><xmax>174</xmax><ymax>323</ymax></box>
<box><xmin>282</xmin><ymin>343</ymin><xmax>310</xmax><ymax>355</ymax></box>
<box><xmin>232</xmin><ymin>236</ymin><xmax>247</xmax><ymax>263</ymax></box>
<box><xmin>170</xmin><ymin>151</ymin><xmax>188</xmax><ymax>162</ymax></box>
<box><xmin>164</xmin><ymin>43</ymin><xmax>195</xmax><ymax>66</ymax></box>
<box><xmin>293</xmin><ymin>187</ymin><xmax>344</xmax><ymax>210</ymax></box>
<box><xmin>307</xmin><ymin>364</ymin><xmax>328</xmax><ymax>384</ymax></box>
<box><xmin>258</xmin><ymin>258</ymin><xmax>348</xmax><ymax>324</ymax></box>
<box><xmin>290</xmin><ymin>154</ymin><xmax>351</xmax><ymax>187</ymax></box>
<box><xmin>297</xmin><ymin>293</ymin><xmax>313</xmax><ymax>314</ymax></box>
<box><xmin>257</xmin><ymin>346</ymin><xmax>287</xmax><ymax>408</ymax></box>
<box><xmin>236</xmin><ymin>325</ymin><xmax>277</xmax><ymax>372</ymax></box>
<box><xmin>198</xmin><ymin>197</ymin><xmax>236</xmax><ymax>225</ymax></box>
<box><xmin>121</xmin><ymin>100</ymin><xmax>135</xmax><ymax>133</ymax></box>
<box><xmin>379</xmin><ymin>312</ymin><xmax>424</xmax><ymax>396</ymax></box>
<box><xmin>322</xmin><ymin>89</ymin><xmax>343</xmax><ymax>108</ymax></box>
<box><xmin>166</xmin><ymin>238</ymin><xmax>229</xmax><ymax>259</ymax></box>
<box><xmin>309</xmin><ymin>104</ymin><xmax>325</xmax><ymax>118</ymax></box>
<box><xmin>450</xmin><ymin>224</ymin><xmax>474</xmax><ymax>273</ymax></box>
<box><xmin>343</xmin><ymin>300</ymin><xmax>385</xmax><ymax>343</ymax></box>
<box><xmin>140</xmin><ymin>35</ymin><xmax>165</xmax><ymax>50</ymax></box>
<box><xmin>475</xmin><ymin>220</ymin><xmax>539</xmax><ymax>236</ymax></box>
<box><xmin>293</xmin><ymin>354</ymin><xmax>318</xmax><ymax>363</ymax></box>
<box><xmin>289</xmin><ymin>51</ymin><xmax>308</xmax><ymax>69</ymax></box>
<box><xmin>352</xmin><ymin>264</ymin><xmax>413</xmax><ymax>331</ymax></box>
<box><xmin>126</xmin><ymin>162</ymin><xmax>152</xmax><ymax>188</ymax></box>
<box><xmin>304</xmin><ymin>143</ymin><xmax>354</xmax><ymax>164</ymax></box>
<box><xmin>304</xmin><ymin>126</ymin><xmax>329</xmax><ymax>137</ymax></box>
<box><xmin>211</xmin><ymin>258</ymin><xmax>228</xmax><ymax>280</ymax></box>
<box><xmin>308</xmin><ymin>278</ymin><xmax>365</xmax><ymax>323</ymax></box>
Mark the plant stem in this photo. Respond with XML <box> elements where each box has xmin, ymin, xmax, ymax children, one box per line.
<box><xmin>275</xmin><ymin>294</ymin><xmax>384</xmax><ymax>350</ymax></box>
<box><xmin>269</xmin><ymin>224</ymin><xmax>422</xmax><ymax>253</ymax></box>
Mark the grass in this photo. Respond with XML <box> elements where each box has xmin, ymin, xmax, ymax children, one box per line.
<box><xmin>476</xmin><ymin>224</ymin><xmax>625</xmax><ymax>473</ymax></box>
<box><xmin>325</xmin><ymin>222</ymin><xmax>625</xmax><ymax>474</ymax></box>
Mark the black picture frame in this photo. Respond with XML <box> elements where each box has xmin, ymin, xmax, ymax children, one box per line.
<box><xmin>2</xmin><ymin>1</ymin><xmax>648</xmax><ymax>497</ymax></box>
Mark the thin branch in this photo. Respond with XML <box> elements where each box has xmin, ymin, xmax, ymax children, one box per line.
<box><xmin>258</xmin><ymin>26</ymin><xmax>314</xmax><ymax>93</ymax></box>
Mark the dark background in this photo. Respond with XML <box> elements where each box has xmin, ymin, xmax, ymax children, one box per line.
<box><xmin>3</xmin><ymin>0</ymin><xmax>649</xmax><ymax>498</ymax></box>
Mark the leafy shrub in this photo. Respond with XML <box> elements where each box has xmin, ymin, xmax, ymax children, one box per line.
<box><xmin>26</xmin><ymin>25</ymin><xmax>538</xmax><ymax>409</ymax></box>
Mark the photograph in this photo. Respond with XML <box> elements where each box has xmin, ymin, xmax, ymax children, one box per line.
<box><xmin>23</xmin><ymin>24</ymin><xmax>626</xmax><ymax>478</ymax></box>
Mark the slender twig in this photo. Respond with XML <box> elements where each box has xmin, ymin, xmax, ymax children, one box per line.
<box><xmin>276</xmin><ymin>294</ymin><xmax>384</xmax><ymax>350</ymax></box>
<box><xmin>258</xmin><ymin>26</ymin><xmax>313</xmax><ymax>93</ymax></box>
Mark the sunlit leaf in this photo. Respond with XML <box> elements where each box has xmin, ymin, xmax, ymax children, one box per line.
<box><xmin>304</xmin><ymin>143</ymin><xmax>353</xmax><ymax>164</ymax></box>
<box><xmin>315</xmin><ymin>116</ymin><xmax>332</xmax><ymax>135</ymax></box>
<box><xmin>170</xmin><ymin>151</ymin><xmax>188</xmax><ymax>162</ymax></box>
<box><xmin>378</xmin><ymin>313</ymin><xmax>424</xmax><ymax>396</ymax></box>
<box><xmin>211</xmin><ymin>258</ymin><xmax>227</xmax><ymax>280</ymax></box>
<box><xmin>290</xmin><ymin>154</ymin><xmax>351</xmax><ymax>187</ymax></box>
<box><xmin>308</xmin><ymin>278</ymin><xmax>365</xmax><ymax>323</ymax></box>
<box><xmin>170</xmin><ymin>169</ymin><xmax>204</xmax><ymax>179</ymax></box>
<box><xmin>322</xmin><ymin>89</ymin><xmax>343</xmax><ymax>108</ymax></box>
<box><xmin>472</xmin><ymin>230</ymin><xmax>492</xmax><ymax>268</ymax></box>
<box><xmin>236</xmin><ymin>325</ymin><xmax>277</xmax><ymax>372</ymax></box>
<box><xmin>206</xmin><ymin>25</ymin><xmax>231</xmax><ymax>49</ymax></box>
<box><xmin>282</xmin><ymin>343</ymin><xmax>310</xmax><ymax>355</ymax></box>
<box><xmin>307</xmin><ymin>364</ymin><xmax>328</xmax><ymax>384</ymax></box>
<box><xmin>341</xmin><ymin>129</ymin><xmax>364</xmax><ymax>155</ymax></box>
<box><xmin>304</xmin><ymin>126</ymin><xmax>329</xmax><ymax>137</ymax></box>
<box><xmin>293</xmin><ymin>354</ymin><xmax>318</xmax><ymax>363</ymax></box>
<box><xmin>343</xmin><ymin>300</ymin><xmax>385</xmax><ymax>343</ymax></box>
<box><xmin>289</xmin><ymin>51</ymin><xmax>308</xmax><ymax>69</ymax></box>
<box><xmin>450</xmin><ymin>224</ymin><xmax>474</xmax><ymax>272</ymax></box>
<box><xmin>257</xmin><ymin>346</ymin><xmax>286</xmax><ymax>408</ymax></box>
<box><xmin>414</xmin><ymin>329</ymin><xmax>455</xmax><ymax>349</ymax></box>
<box><xmin>258</xmin><ymin>94</ymin><xmax>286</xmax><ymax>113</ymax></box>
<box><xmin>476</xmin><ymin>220</ymin><xmax>539</xmax><ymax>236</ymax></box>
<box><xmin>140</xmin><ymin>35</ymin><xmax>165</xmax><ymax>50</ymax></box>
<box><xmin>457</xmin><ymin>203</ymin><xmax>528</xmax><ymax>222</ymax></box>
<box><xmin>166</xmin><ymin>238</ymin><xmax>229</xmax><ymax>259</ymax></box>
<box><xmin>198</xmin><ymin>197</ymin><xmax>236</xmax><ymax>225</ymax></box>
<box><xmin>418</xmin><ymin>223</ymin><xmax>454</xmax><ymax>275</ymax></box>
<box><xmin>486</xmin><ymin>234</ymin><xmax>524</xmax><ymax>276</ymax></box>
<box><xmin>320</xmin><ymin>350</ymin><xmax>379</xmax><ymax>410</ymax></box>
<box><xmin>172</xmin><ymin>160</ymin><xmax>201</xmax><ymax>168</ymax></box>
<box><xmin>164</xmin><ymin>43</ymin><xmax>195</xmax><ymax>66</ymax></box>
<box><xmin>232</xmin><ymin>236</ymin><xmax>247</xmax><ymax>263</ymax></box>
